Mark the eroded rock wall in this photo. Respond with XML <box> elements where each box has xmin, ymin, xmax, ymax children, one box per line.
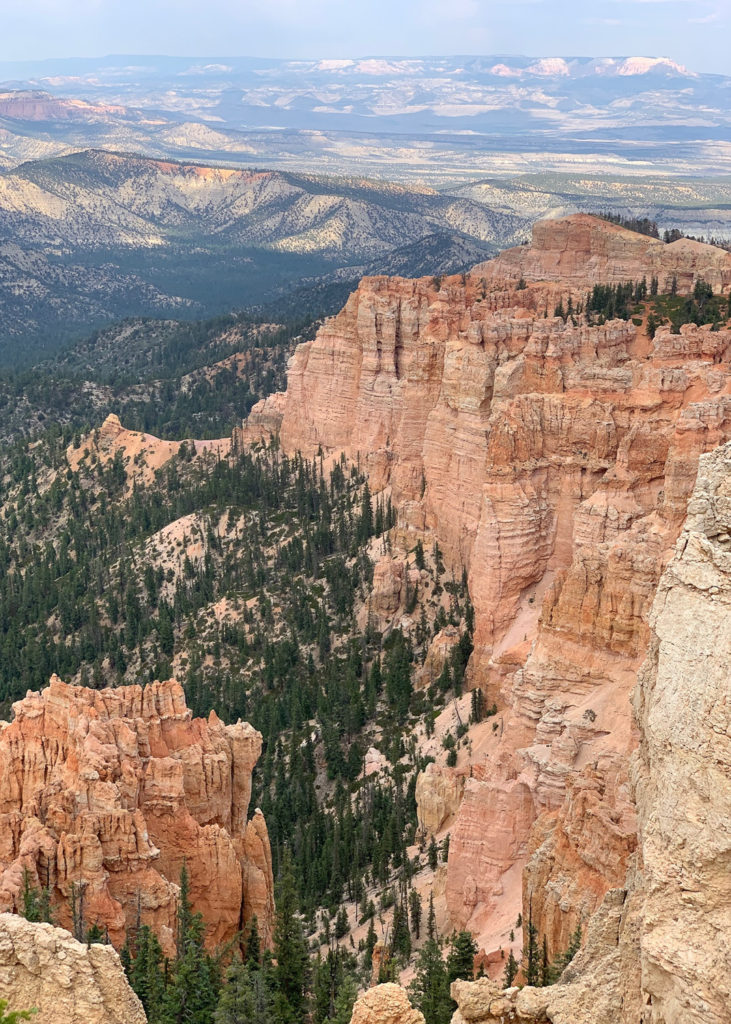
<box><xmin>451</xmin><ymin>439</ymin><xmax>731</xmax><ymax>1023</ymax></box>
<box><xmin>0</xmin><ymin>677</ymin><xmax>275</xmax><ymax>955</ymax></box>
<box><xmin>476</xmin><ymin>213</ymin><xmax>731</xmax><ymax>294</ymax></box>
<box><xmin>249</xmin><ymin>213</ymin><xmax>731</xmax><ymax>962</ymax></box>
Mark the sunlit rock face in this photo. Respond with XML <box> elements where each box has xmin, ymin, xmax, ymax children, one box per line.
<box><xmin>0</xmin><ymin>676</ymin><xmax>274</xmax><ymax>955</ymax></box>
<box><xmin>253</xmin><ymin>214</ymin><xmax>731</xmax><ymax>959</ymax></box>
<box><xmin>0</xmin><ymin>912</ymin><xmax>148</xmax><ymax>1024</ymax></box>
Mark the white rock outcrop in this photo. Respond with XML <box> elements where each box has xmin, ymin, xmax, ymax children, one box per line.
<box><xmin>631</xmin><ymin>440</ymin><xmax>731</xmax><ymax>1024</ymax></box>
<box><xmin>0</xmin><ymin>912</ymin><xmax>147</xmax><ymax>1024</ymax></box>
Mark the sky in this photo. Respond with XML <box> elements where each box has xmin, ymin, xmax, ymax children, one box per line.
<box><xmin>1</xmin><ymin>0</ymin><xmax>730</xmax><ymax>76</ymax></box>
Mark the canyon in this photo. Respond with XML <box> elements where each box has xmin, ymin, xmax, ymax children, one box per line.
<box><xmin>0</xmin><ymin>211</ymin><xmax>726</xmax><ymax>1021</ymax></box>
<box><xmin>243</xmin><ymin>213</ymin><xmax>730</xmax><ymax>1015</ymax></box>
<box><xmin>445</xmin><ymin>437</ymin><xmax>731</xmax><ymax>1023</ymax></box>
<box><xmin>0</xmin><ymin>677</ymin><xmax>274</xmax><ymax>956</ymax></box>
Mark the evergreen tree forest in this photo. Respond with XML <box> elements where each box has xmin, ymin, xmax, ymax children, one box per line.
<box><xmin>2</xmin><ymin>370</ymin><xmax>490</xmax><ymax>1021</ymax></box>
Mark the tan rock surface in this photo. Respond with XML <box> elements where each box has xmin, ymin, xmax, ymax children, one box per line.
<box><xmin>67</xmin><ymin>414</ymin><xmax>229</xmax><ymax>489</ymax></box>
<box><xmin>0</xmin><ymin>911</ymin><xmax>147</xmax><ymax>1024</ymax></box>
<box><xmin>415</xmin><ymin>762</ymin><xmax>465</xmax><ymax>835</ymax></box>
<box><xmin>240</xmin><ymin>808</ymin><xmax>276</xmax><ymax>939</ymax></box>
<box><xmin>0</xmin><ymin>677</ymin><xmax>274</xmax><ymax>954</ymax></box>
<box><xmin>450</xmin><ymin>885</ymin><xmax>643</xmax><ymax>1024</ymax></box>
<box><xmin>630</xmin><ymin>440</ymin><xmax>731</xmax><ymax>1024</ymax></box>
<box><xmin>350</xmin><ymin>983</ymin><xmax>425</xmax><ymax>1024</ymax></box>
<box><xmin>477</xmin><ymin>213</ymin><xmax>731</xmax><ymax>295</ymax></box>
<box><xmin>233</xmin><ymin>391</ymin><xmax>287</xmax><ymax>448</ymax></box>
<box><xmin>522</xmin><ymin>755</ymin><xmax>637</xmax><ymax>953</ymax></box>
<box><xmin>453</xmin><ymin>440</ymin><xmax>731</xmax><ymax>1022</ymax></box>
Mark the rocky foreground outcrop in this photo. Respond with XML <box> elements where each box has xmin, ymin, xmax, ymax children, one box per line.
<box><xmin>244</xmin><ymin>213</ymin><xmax>731</xmax><ymax>966</ymax></box>
<box><xmin>0</xmin><ymin>912</ymin><xmax>146</xmax><ymax>1024</ymax></box>
<box><xmin>630</xmin><ymin>440</ymin><xmax>731</xmax><ymax>1023</ymax></box>
<box><xmin>349</xmin><ymin>983</ymin><xmax>425</xmax><ymax>1024</ymax></box>
<box><xmin>0</xmin><ymin>677</ymin><xmax>274</xmax><ymax>955</ymax></box>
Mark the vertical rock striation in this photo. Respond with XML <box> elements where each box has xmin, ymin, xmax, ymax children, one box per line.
<box><xmin>450</xmin><ymin>438</ymin><xmax>731</xmax><ymax>1022</ymax></box>
<box><xmin>630</xmin><ymin>441</ymin><xmax>731</xmax><ymax>1023</ymax></box>
<box><xmin>0</xmin><ymin>677</ymin><xmax>275</xmax><ymax>954</ymax></box>
<box><xmin>248</xmin><ymin>213</ymin><xmax>731</xmax><ymax>961</ymax></box>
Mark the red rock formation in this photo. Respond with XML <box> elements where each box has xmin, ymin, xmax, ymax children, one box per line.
<box><xmin>0</xmin><ymin>676</ymin><xmax>274</xmax><ymax>955</ymax></box>
<box><xmin>0</xmin><ymin>90</ymin><xmax>131</xmax><ymax>123</ymax></box>
<box><xmin>67</xmin><ymin>413</ymin><xmax>229</xmax><ymax>489</ymax></box>
<box><xmin>522</xmin><ymin>756</ymin><xmax>637</xmax><ymax>954</ymax></box>
<box><xmin>477</xmin><ymin>213</ymin><xmax>731</xmax><ymax>294</ymax></box>
<box><xmin>254</xmin><ymin>214</ymin><xmax>731</xmax><ymax>959</ymax></box>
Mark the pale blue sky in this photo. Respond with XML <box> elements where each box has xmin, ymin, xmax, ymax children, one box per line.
<box><xmin>1</xmin><ymin>0</ymin><xmax>729</xmax><ymax>75</ymax></box>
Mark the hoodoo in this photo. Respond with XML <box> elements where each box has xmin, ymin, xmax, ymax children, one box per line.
<box><xmin>0</xmin><ymin>676</ymin><xmax>275</xmax><ymax>954</ymax></box>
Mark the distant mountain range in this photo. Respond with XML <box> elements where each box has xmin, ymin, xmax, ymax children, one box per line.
<box><xmin>2</xmin><ymin>55</ymin><xmax>731</xmax><ymax>359</ymax></box>
<box><xmin>0</xmin><ymin>54</ymin><xmax>730</xmax><ymax>177</ymax></box>
<box><xmin>0</xmin><ymin>149</ymin><xmax>526</xmax><ymax>357</ymax></box>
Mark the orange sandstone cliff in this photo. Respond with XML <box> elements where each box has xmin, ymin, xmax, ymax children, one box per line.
<box><xmin>245</xmin><ymin>214</ymin><xmax>731</xmax><ymax>967</ymax></box>
<box><xmin>0</xmin><ymin>676</ymin><xmax>274</xmax><ymax>954</ymax></box>
<box><xmin>448</xmin><ymin>439</ymin><xmax>731</xmax><ymax>1023</ymax></box>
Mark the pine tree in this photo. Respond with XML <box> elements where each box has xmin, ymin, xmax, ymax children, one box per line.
<box><xmin>391</xmin><ymin>901</ymin><xmax>412</xmax><ymax>961</ymax></box>
<box><xmin>523</xmin><ymin>901</ymin><xmax>540</xmax><ymax>987</ymax></box>
<box><xmin>540</xmin><ymin>935</ymin><xmax>550</xmax><ymax>987</ymax></box>
<box><xmin>175</xmin><ymin>862</ymin><xmax>193</xmax><ymax>959</ymax></box>
<box><xmin>550</xmin><ymin>922</ymin><xmax>582</xmax><ymax>980</ymax></box>
<box><xmin>470</xmin><ymin>687</ymin><xmax>484</xmax><ymax>724</ymax></box>
<box><xmin>364</xmin><ymin>918</ymin><xmax>377</xmax><ymax>974</ymax></box>
<box><xmin>329</xmin><ymin>973</ymin><xmax>358</xmax><ymax>1024</ymax></box>
<box><xmin>245</xmin><ymin>916</ymin><xmax>262</xmax><ymax>968</ymax></box>
<box><xmin>427</xmin><ymin>892</ymin><xmax>437</xmax><ymax>941</ymax></box>
<box><xmin>69</xmin><ymin>880</ymin><xmax>87</xmax><ymax>942</ymax></box>
<box><xmin>334</xmin><ymin>906</ymin><xmax>349</xmax><ymax>940</ymax></box>
<box><xmin>162</xmin><ymin>866</ymin><xmax>219</xmax><ymax>1024</ymax></box>
<box><xmin>272</xmin><ymin>852</ymin><xmax>309</xmax><ymax>1022</ymax></box>
<box><xmin>409</xmin><ymin>938</ymin><xmax>452</xmax><ymax>1024</ymax></box>
<box><xmin>408</xmin><ymin>888</ymin><xmax>422</xmax><ymax>940</ymax></box>
<box><xmin>446</xmin><ymin>931</ymin><xmax>477</xmax><ymax>985</ymax></box>
<box><xmin>503</xmin><ymin>949</ymin><xmax>519</xmax><ymax>987</ymax></box>
<box><xmin>129</xmin><ymin>925</ymin><xmax>166</xmax><ymax>1022</ymax></box>
<box><xmin>20</xmin><ymin>869</ymin><xmax>40</xmax><ymax>923</ymax></box>
<box><xmin>428</xmin><ymin>836</ymin><xmax>438</xmax><ymax>871</ymax></box>
<box><xmin>215</xmin><ymin>960</ymin><xmax>272</xmax><ymax>1024</ymax></box>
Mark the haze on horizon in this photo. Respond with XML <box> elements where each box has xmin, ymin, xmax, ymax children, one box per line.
<box><xmin>1</xmin><ymin>0</ymin><xmax>728</xmax><ymax>77</ymax></box>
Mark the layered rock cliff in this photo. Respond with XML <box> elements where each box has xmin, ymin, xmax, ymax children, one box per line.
<box><xmin>477</xmin><ymin>213</ymin><xmax>731</xmax><ymax>294</ymax></box>
<box><xmin>0</xmin><ymin>677</ymin><xmax>274</xmax><ymax>955</ymax></box>
<box><xmin>247</xmin><ymin>213</ymin><xmax>731</xmax><ymax>964</ymax></box>
<box><xmin>0</xmin><ymin>911</ymin><xmax>147</xmax><ymax>1024</ymax></box>
<box><xmin>449</xmin><ymin>438</ymin><xmax>731</xmax><ymax>1023</ymax></box>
